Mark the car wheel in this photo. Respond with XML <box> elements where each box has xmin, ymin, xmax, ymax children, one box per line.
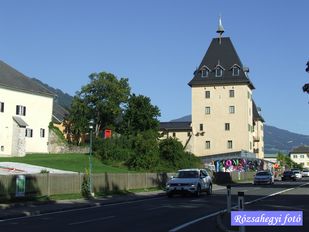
<box><xmin>195</xmin><ymin>185</ymin><xmax>201</xmax><ymax>197</ymax></box>
<box><xmin>206</xmin><ymin>184</ymin><xmax>212</xmax><ymax>195</ymax></box>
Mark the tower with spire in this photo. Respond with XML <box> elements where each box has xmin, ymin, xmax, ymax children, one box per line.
<box><xmin>188</xmin><ymin>17</ymin><xmax>265</xmax><ymax>159</ymax></box>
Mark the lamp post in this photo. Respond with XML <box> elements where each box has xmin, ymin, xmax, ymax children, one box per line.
<box><xmin>88</xmin><ymin>119</ymin><xmax>94</xmax><ymax>196</ymax></box>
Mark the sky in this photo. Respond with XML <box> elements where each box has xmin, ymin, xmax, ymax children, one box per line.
<box><xmin>0</xmin><ymin>0</ymin><xmax>308</xmax><ymax>134</ymax></box>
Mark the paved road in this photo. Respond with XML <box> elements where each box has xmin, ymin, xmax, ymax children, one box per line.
<box><xmin>1</xmin><ymin>179</ymin><xmax>308</xmax><ymax>232</ymax></box>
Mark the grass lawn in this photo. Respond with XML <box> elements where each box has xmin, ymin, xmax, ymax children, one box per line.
<box><xmin>0</xmin><ymin>153</ymin><xmax>132</xmax><ymax>173</ymax></box>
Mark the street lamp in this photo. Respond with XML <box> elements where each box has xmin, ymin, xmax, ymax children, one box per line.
<box><xmin>88</xmin><ymin>119</ymin><xmax>94</xmax><ymax>196</ymax></box>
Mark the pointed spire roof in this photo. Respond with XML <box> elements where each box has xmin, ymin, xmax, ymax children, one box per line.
<box><xmin>188</xmin><ymin>37</ymin><xmax>255</xmax><ymax>89</ymax></box>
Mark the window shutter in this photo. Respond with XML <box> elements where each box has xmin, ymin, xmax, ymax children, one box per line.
<box><xmin>24</xmin><ymin>107</ymin><xmax>26</xmax><ymax>116</ymax></box>
<box><xmin>16</xmin><ymin>105</ymin><xmax>19</xmax><ymax>115</ymax></box>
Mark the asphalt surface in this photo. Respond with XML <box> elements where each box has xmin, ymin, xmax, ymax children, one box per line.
<box><xmin>0</xmin><ymin>179</ymin><xmax>308</xmax><ymax>232</ymax></box>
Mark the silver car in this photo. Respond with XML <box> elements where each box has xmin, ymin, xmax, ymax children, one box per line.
<box><xmin>165</xmin><ymin>169</ymin><xmax>212</xmax><ymax>197</ymax></box>
<box><xmin>254</xmin><ymin>171</ymin><xmax>274</xmax><ymax>185</ymax></box>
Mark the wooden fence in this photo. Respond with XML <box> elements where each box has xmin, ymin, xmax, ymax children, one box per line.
<box><xmin>0</xmin><ymin>173</ymin><xmax>172</xmax><ymax>200</ymax></box>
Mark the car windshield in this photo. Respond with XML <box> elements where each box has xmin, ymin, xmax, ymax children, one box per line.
<box><xmin>256</xmin><ymin>172</ymin><xmax>270</xmax><ymax>176</ymax></box>
<box><xmin>293</xmin><ymin>171</ymin><xmax>300</xmax><ymax>174</ymax></box>
<box><xmin>177</xmin><ymin>171</ymin><xmax>199</xmax><ymax>178</ymax></box>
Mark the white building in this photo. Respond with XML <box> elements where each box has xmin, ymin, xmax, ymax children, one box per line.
<box><xmin>0</xmin><ymin>60</ymin><xmax>54</xmax><ymax>157</ymax></box>
<box><xmin>290</xmin><ymin>146</ymin><xmax>309</xmax><ymax>169</ymax></box>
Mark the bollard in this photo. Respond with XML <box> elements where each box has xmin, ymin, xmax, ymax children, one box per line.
<box><xmin>227</xmin><ymin>185</ymin><xmax>231</xmax><ymax>213</ymax></box>
<box><xmin>238</xmin><ymin>191</ymin><xmax>245</xmax><ymax>232</ymax></box>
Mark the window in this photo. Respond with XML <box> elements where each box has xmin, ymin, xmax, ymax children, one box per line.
<box><xmin>16</xmin><ymin>105</ymin><xmax>26</xmax><ymax>116</ymax></box>
<box><xmin>25</xmin><ymin>128</ymin><xmax>33</xmax><ymax>138</ymax></box>
<box><xmin>205</xmin><ymin>107</ymin><xmax>211</xmax><ymax>115</ymax></box>
<box><xmin>247</xmin><ymin>91</ymin><xmax>251</xmax><ymax>100</ymax></box>
<box><xmin>225</xmin><ymin>123</ymin><xmax>230</xmax><ymax>131</ymax></box>
<box><xmin>173</xmin><ymin>132</ymin><xmax>176</xmax><ymax>137</ymax></box>
<box><xmin>248</xmin><ymin>124</ymin><xmax>251</xmax><ymax>132</ymax></box>
<box><xmin>250</xmin><ymin>141</ymin><xmax>252</xmax><ymax>150</ymax></box>
<box><xmin>229</xmin><ymin>106</ymin><xmax>235</xmax><ymax>114</ymax></box>
<box><xmin>229</xmin><ymin>90</ymin><xmax>234</xmax><ymax>98</ymax></box>
<box><xmin>300</xmin><ymin>155</ymin><xmax>305</xmax><ymax>159</ymax></box>
<box><xmin>227</xmin><ymin>140</ymin><xmax>233</xmax><ymax>149</ymax></box>
<box><xmin>293</xmin><ymin>155</ymin><xmax>297</xmax><ymax>158</ymax></box>
<box><xmin>201</xmin><ymin>69</ymin><xmax>209</xmax><ymax>78</ymax></box>
<box><xmin>40</xmin><ymin>128</ymin><xmax>45</xmax><ymax>138</ymax></box>
<box><xmin>215</xmin><ymin>68</ymin><xmax>223</xmax><ymax>77</ymax></box>
<box><xmin>199</xmin><ymin>124</ymin><xmax>203</xmax><ymax>131</ymax></box>
<box><xmin>205</xmin><ymin>141</ymin><xmax>211</xmax><ymax>149</ymax></box>
<box><xmin>232</xmin><ymin>67</ymin><xmax>240</xmax><ymax>76</ymax></box>
<box><xmin>205</xmin><ymin>91</ymin><xmax>210</xmax><ymax>98</ymax></box>
<box><xmin>0</xmin><ymin>102</ymin><xmax>4</xmax><ymax>112</ymax></box>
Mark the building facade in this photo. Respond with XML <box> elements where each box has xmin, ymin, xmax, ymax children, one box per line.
<box><xmin>290</xmin><ymin>146</ymin><xmax>309</xmax><ymax>169</ymax></box>
<box><xmin>160</xmin><ymin>21</ymin><xmax>264</xmax><ymax>161</ymax></box>
<box><xmin>0</xmin><ymin>60</ymin><xmax>54</xmax><ymax>157</ymax></box>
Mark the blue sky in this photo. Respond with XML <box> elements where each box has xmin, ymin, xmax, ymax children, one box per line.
<box><xmin>0</xmin><ymin>0</ymin><xmax>308</xmax><ymax>134</ymax></box>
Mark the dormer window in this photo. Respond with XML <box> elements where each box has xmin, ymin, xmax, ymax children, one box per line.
<box><xmin>215</xmin><ymin>67</ymin><xmax>223</xmax><ymax>77</ymax></box>
<box><xmin>201</xmin><ymin>69</ymin><xmax>209</xmax><ymax>78</ymax></box>
<box><xmin>200</xmin><ymin>66</ymin><xmax>210</xmax><ymax>78</ymax></box>
<box><xmin>231</xmin><ymin>64</ymin><xmax>241</xmax><ymax>76</ymax></box>
<box><xmin>214</xmin><ymin>64</ymin><xmax>224</xmax><ymax>77</ymax></box>
<box><xmin>232</xmin><ymin>67</ymin><xmax>240</xmax><ymax>76</ymax></box>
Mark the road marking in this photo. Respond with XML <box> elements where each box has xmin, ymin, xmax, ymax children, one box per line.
<box><xmin>68</xmin><ymin>215</ymin><xmax>115</xmax><ymax>225</ymax></box>
<box><xmin>169</xmin><ymin>182</ymin><xmax>309</xmax><ymax>232</ymax></box>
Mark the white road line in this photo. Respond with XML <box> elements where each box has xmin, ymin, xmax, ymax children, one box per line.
<box><xmin>169</xmin><ymin>182</ymin><xmax>309</xmax><ymax>232</ymax></box>
<box><xmin>68</xmin><ymin>215</ymin><xmax>115</xmax><ymax>225</ymax></box>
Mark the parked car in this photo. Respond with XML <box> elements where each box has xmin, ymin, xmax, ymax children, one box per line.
<box><xmin>292</xmin><ymin>170</ymin><xmax>302</xmax><ymax>179</ymax></box>
<box><xmin>281</xmin><ymin>171</ymin><xmax>296</xmax><ymax>181</ymax></box>
<box><xmin>165</xmin><ymin>169</ymin><xmax>212</xmax><ymax>197</ymax></box>
<box><xmin>253</xmin><ymin>171</ymin><xmax>274</xmax><ymax>185</ymax></box>
<box><xmin>302</xmin><ymin>169</ymin><xmax>309</xmax><ymax>177</ymax></box>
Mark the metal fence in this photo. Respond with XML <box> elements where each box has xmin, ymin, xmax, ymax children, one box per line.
<box><xmin>0</xmin><ymin>173</ymin><xmax>172</xmax><ymax>200</ymax></box>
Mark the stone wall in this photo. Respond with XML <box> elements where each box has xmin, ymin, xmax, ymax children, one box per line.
<box><xmin>48</xmin><ymin>129</ymin><xmax>89</xmax><ymax>154</ymax></box>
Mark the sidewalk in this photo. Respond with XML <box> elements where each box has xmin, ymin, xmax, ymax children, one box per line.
<box><xmin>0</xmin><ymin>190</ymin><xmax>165</xmax><ymax>220</ymax></box>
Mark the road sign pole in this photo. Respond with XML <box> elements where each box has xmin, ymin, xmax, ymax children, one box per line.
<box><xmin>227</xmin><ymin>185</ymin><xmax>231</xmax><ymax>213</ymax></box>
<box><xmin>238</xmin><ymin>191</ymin><xmax>245</xmax><ymax>232</ymax></box>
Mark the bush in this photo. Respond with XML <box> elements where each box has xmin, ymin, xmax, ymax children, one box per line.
<box><xmin>94</xmin><ymin>136</ymin><xmax>133</xmax><ymax>163</ymax></box>
<box><xmin>159</xmin><ymin>137</ymin><xmax>202</xmax><ymax>170</ymax></box>
<box><xmin>81</xmin><ymin>168</ymin><xmax>91</xmax><ymax>198</ymax></box>
<box><xmin>126</xmin><ymin>131</ymin><xmax>160</xmax><ymax>171</ymax></box>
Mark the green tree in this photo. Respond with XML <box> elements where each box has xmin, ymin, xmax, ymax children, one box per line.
<box><xmin>64</xmin><ymin>96</ymin><xmax>90</xmax><ymax>144</ymax></box>
<box><xmin>119</xmin><ymin>94</ymin><xmax>160</xmax><ymax>135</ymax></box>
<box><xmin>66</xmin><ymin>72</ymin><xmax>131</xmax><ymax>139</ymax></box>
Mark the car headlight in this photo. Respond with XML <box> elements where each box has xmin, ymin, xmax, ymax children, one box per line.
<box><xmin>166</xmin><ymin>184</ymin><xmax>170</xmax><ymax>188</ymax></box>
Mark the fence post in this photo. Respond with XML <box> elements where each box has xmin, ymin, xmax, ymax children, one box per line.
<box><xmin>227</xmin><ymin>184</ymin><xmax>231</xmax><ymax>213</ymax></box>
<box><xmin>238</xmin><ymin>191</ymin><xmax>245</xmax><ymax>232</ymax></box>
<box><xmin>47</xmin><ymin>173</ymin><xmax>50</xmax><ymax>196</ymax></box>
